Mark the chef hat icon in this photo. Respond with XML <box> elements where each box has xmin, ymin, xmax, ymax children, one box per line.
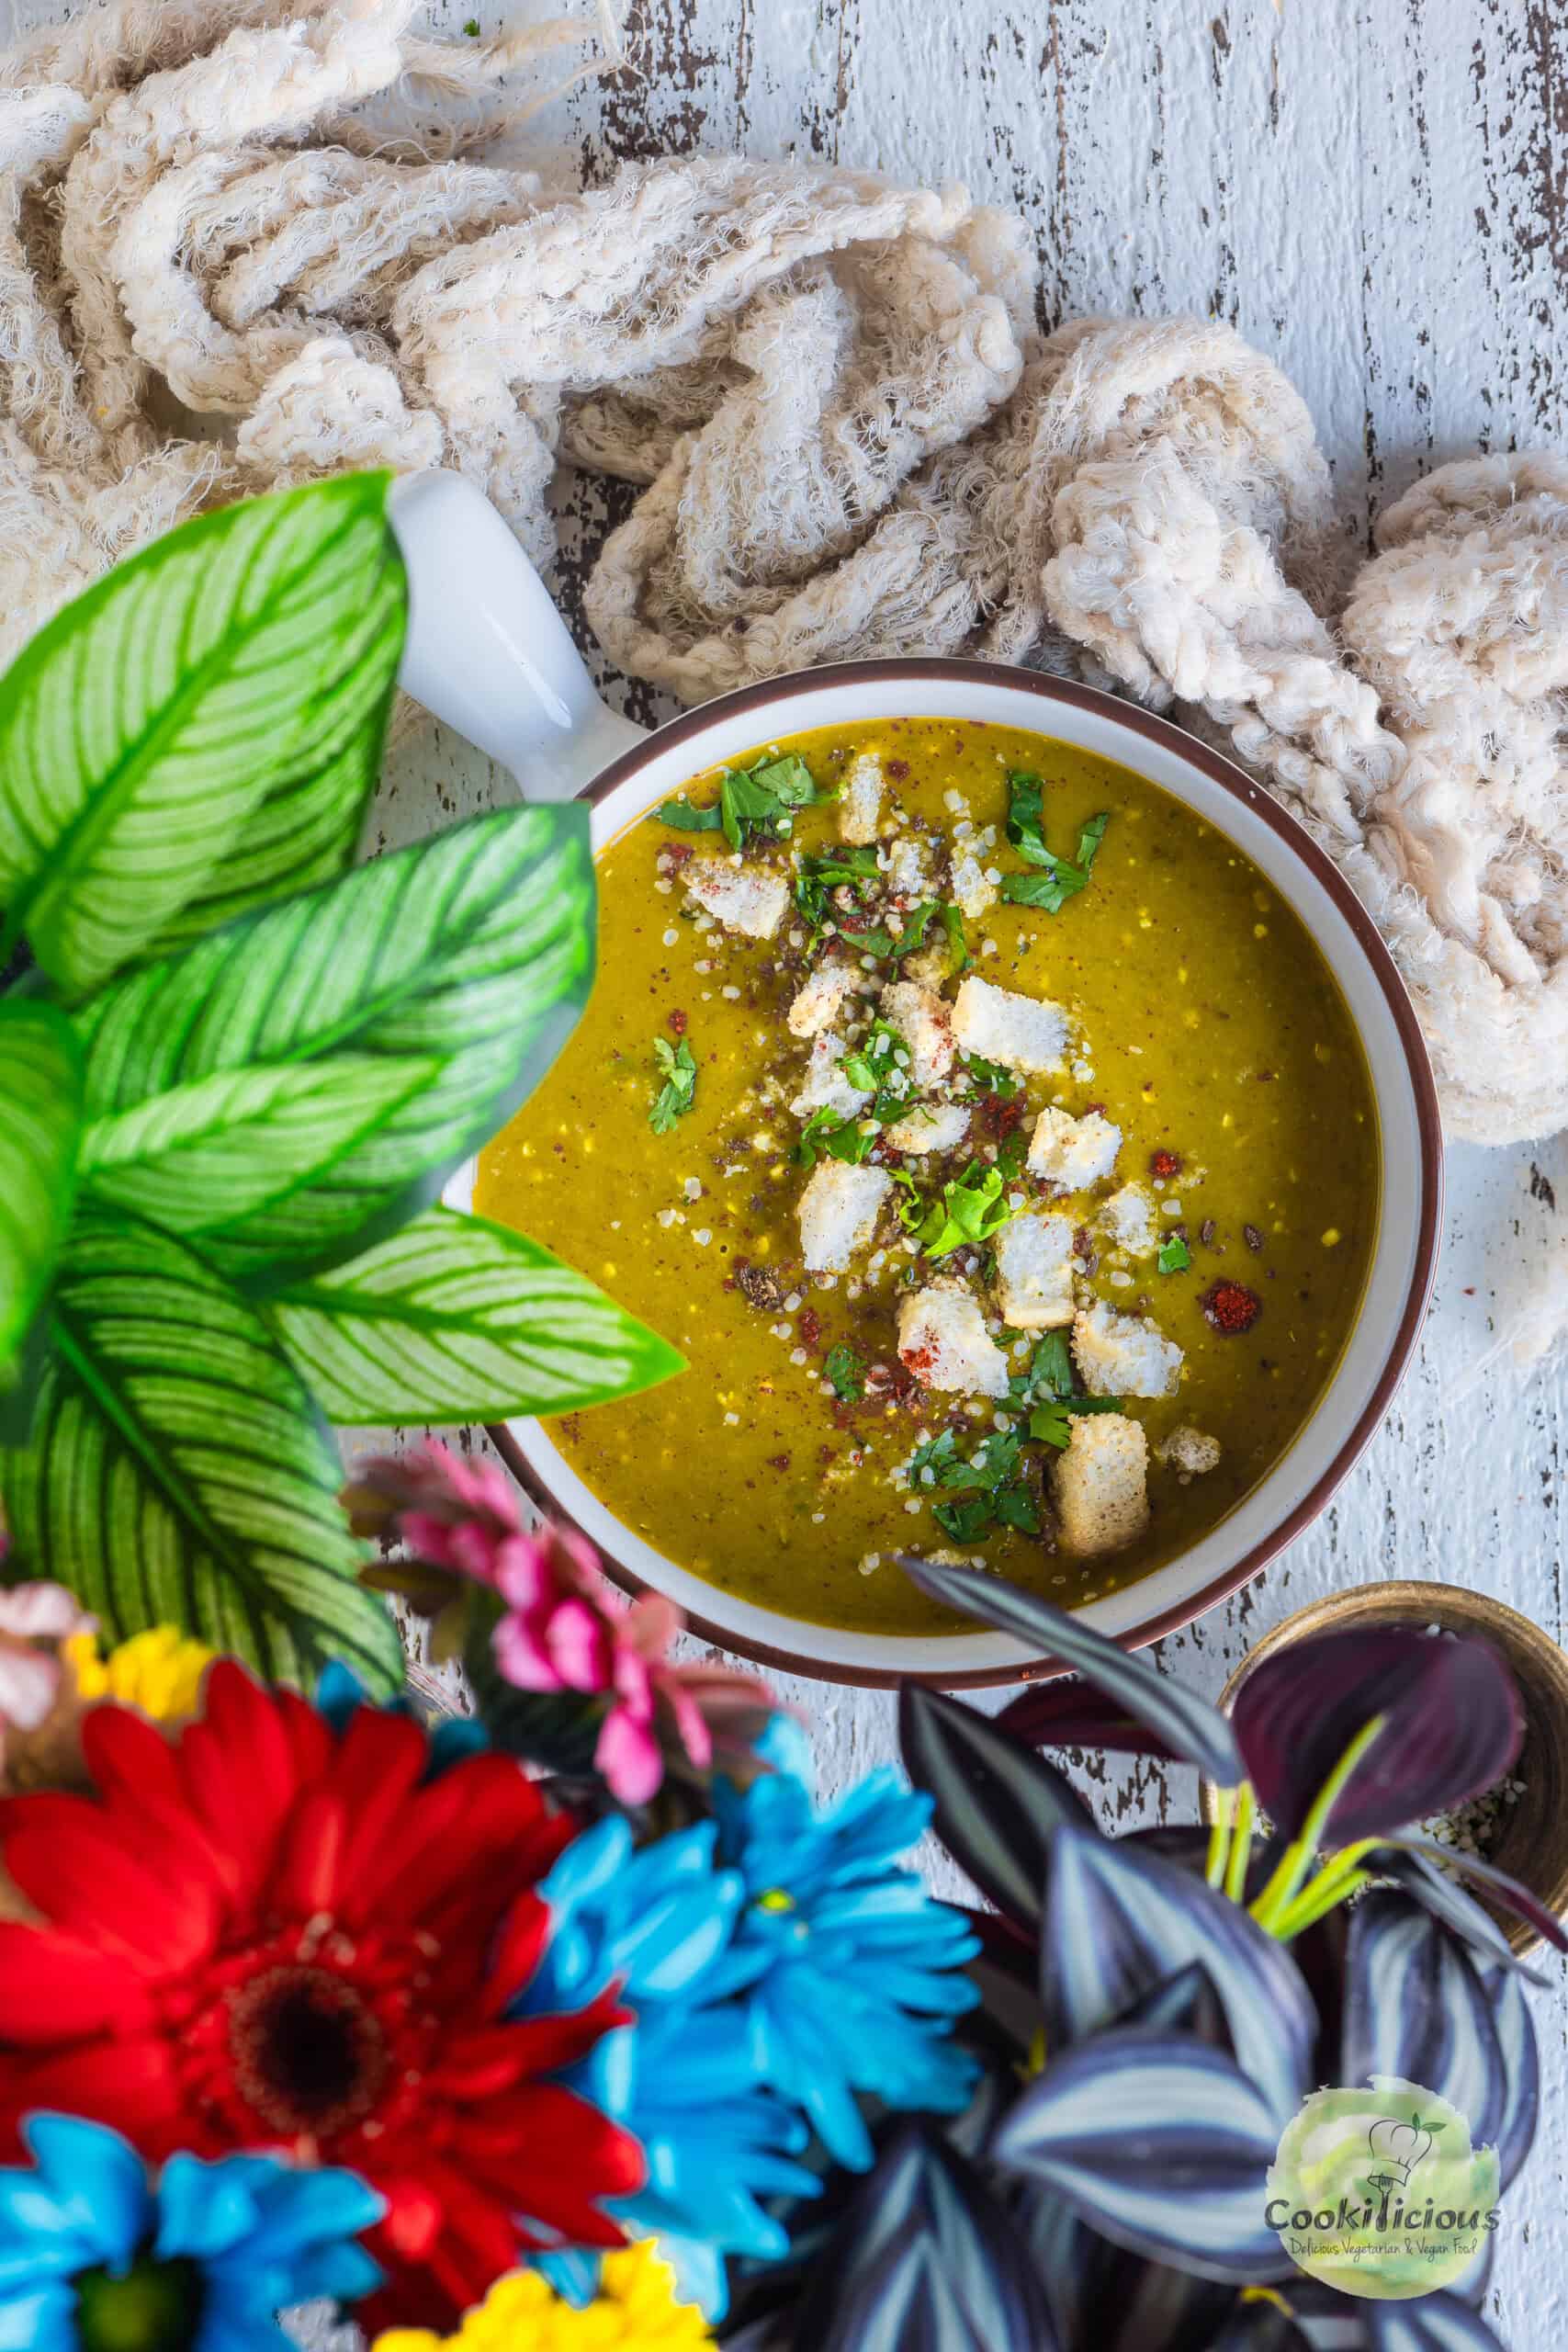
<box><xmin>1367</xmin><ymin>2113</ymin><xmax>1438</xmax><ymax>2188</ymax></box>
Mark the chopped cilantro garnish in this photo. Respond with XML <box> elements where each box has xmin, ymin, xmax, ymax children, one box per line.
<box><xmin>1008</xmin><ymin>1330</ymin><xmax>1118</xmax><ymax>1448</ymax></box>
<box><xmin>649</xmin><ymin>1035</ymin><xmax>697</xmax><ymax>1134</ymax></box>
<box><xmin>793</xmin><ymin>1106</ymin><xmax>876</xmax><ymax>1169</ymax></box>
<box><xmin>1157</xmin><ymin>1233</ymin><xmax>1192</xmax><ymax>1273</ymax></box>
<box><xmin>824</xmin><ymin>1342</ymin><xmax>865</xmax><ymax>1401</ymax></box>
<box><xmin>940</xmin><ymin>901</ymin><xmax>971</xmax><ymax>972</ymax></box>
<box><xmin>908</xmin><ymin>1425</ymin><xmax>1039</xmax><ymax>1541</ymax></box>
<box><xmin>794</xmin><ymin>842</ymin><xmax>881</xmax><ymax>934</ymax></box>
<box><xmin>841</xmin><ymin>1018</ymin><xmax>919</xmax><ymax>1123</ymax></box>
<box><xmin>1001</xmin><ymin>772</ymin><xmax>1110</xmax><ymax>912</ymax></box>
<box><xmin>960</xmin><ymin>1053</ymin><xmax>1021</xmax><ymax>1102</ymax></box>
<box><xmin>851</xmin><ymin>900</ymin><xmax>943</xmax><ymax>960</ymax></box>
<box><xmin>660</xmin><ymin>752</ymin><xmax>828</xmax><ymax>854</ymax></box>
<box><xmin>902</xmin><ymin>1159</ymin><xmax>1020</xmax><ymax>1259</ymax></box>
<box><xmin>1027</xmin><ymin>1395</ymin><xmax>1123</xmax><ymax>1449</ymax></box>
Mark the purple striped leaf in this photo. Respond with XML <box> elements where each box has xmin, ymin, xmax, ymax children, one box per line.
<box><xmin>1473</xmin><ymin>1958</ymin><xmax>1540</xmax><ymax>2190</ymax></box>
<box><xmin>1365</xmin><ymin>2293</ymin><xmax>1511</xmax><ymax>2350</ymax></box>
<box><xmin>1113</xmin><ymin>1957</ymin><xmax>1232</xmax><ymax>2051</ymax></box>
<box><xmin>1380</xmin><ymin>1834</ymin><xmax>1567</xmax><ymax>1961</ymax></box>
<box><xmin>1340</xmin><ymin>1892</ymin><xmax>1508</xmax><ymax>2150</ymax></box>
<box><xmin>898</xmin><ymin>1683</ymin><xmax>1096</xmax><ymax>1928</ymax></box>
<box><xmin>899</xmin><ymin>1556</ymin><xmax>1244</xmax><ymax>1784</ymax></box>
<box><xmin>1009</xmin><ymin>2186</ymin><xmax>1237</xmax><ymax>2352</ymax></box>
<box><xmin>1231</xmin><ymin>1627</ymin><xmax>1523</xmax><ymax>1847</ymax></box>
<box><xmin>998</xmin><ymin>1676</ymin><xmax>1179</xmax><ymax>1758</ymax></box>
<box><xmin>992</xmin><ymin>2028</ymin><xmax>1291</xmax><ymax>2283</ymax></box>
<box><xmin>1042</xmin><ymin>1825</ymin><xmax>1316</xmax><ymax>2122</ymax></box>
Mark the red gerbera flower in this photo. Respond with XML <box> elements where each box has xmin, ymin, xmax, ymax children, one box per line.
<box><xmin>0</xmin><ymin>1662</ymin><xmax>645</xmax><ymax>2331</ymax></box>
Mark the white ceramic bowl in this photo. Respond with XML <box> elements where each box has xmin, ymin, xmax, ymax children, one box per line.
<box><xmin>393</xmin><ymin>473</ymin><xmax>1442</xmax><ymax>1689</ymax></box>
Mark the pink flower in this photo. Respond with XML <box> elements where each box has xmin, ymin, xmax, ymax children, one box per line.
<box><xmin>346</xmin><ymin>1443</ymin><xmax>785</xmax><ymax>1806</ymax></box>
<box><xmin>0</xmin><ymin>1579</ymin><xmax>96</xmax><ymax>1769</ymax></box>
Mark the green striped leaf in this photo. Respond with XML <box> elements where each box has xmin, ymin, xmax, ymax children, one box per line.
<box><xmin>0</xmin><ymin>1001</ymin><xmax>83</xmax><ymax>1384</ymax></box>
<box><xmin>0</xmin><ymin>474</ymin><xmax>404</xmax><ymax>997</ymax></box>
<box><xmin>265</xmin><ymin>1204</ymin><xmax>685</xmax><ymax>1423</ymax></box>
<box><xmin>78</xmin><ymin>1055</ymin><xmax>439</xmax><ymax>1246</ymax></box>
<box><xmin>0</xmin><ymin>1209</ymin><xmax>400</xmax><ymax>1695</ymax></box>
<box><xmin>73</xmin><ymin>805</ymin><xmax>594</xmax><ymax>1287</ymax></box>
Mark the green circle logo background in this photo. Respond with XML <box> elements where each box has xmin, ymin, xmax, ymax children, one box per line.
<box><xmin>1266</xmin><ymin>2075</ymin><xmax>1500</xmax><ymax>2299</ymax></box>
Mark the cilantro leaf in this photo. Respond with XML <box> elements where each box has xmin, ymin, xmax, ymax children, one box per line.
<box><xmin>794</xmin><ymin>843</ymin><xmax>881</xmax><ymax>933</ymax></box>
<box><xmin>824</xmin><ymin>1342</ymin><xmax>865</xmax><ymax>1401</ymax></box>
<box><xmin>933</xmin><ymin>1494</ymin><xmax>997</xmax><ymax>1544</ymax></box>
<box><xmin>903</xmin><ymin>1159</ymin><xmax>1020</xmax><ymax>1258</ymax></box>
<box><xmin>841</xmin><ymin>1018</ymin><xmax>920</xmax><ymax>1123</ymax></box>
<box><xmin>960</xmin><ymin>1053</ymin><xmax>1021</xmax><ymax>1102</ymax></box>
<box><xmin>664</xmin><ymin>752</ymin><xmax>828</xmax><ymax>853</ymax></box>
<box><xmin>793</xmin><ymin>1106</ymin><xmax>875</xmax><ymax>1169</ymax></box>
<box><xmin>1028</xmin><ymin>1395</ymin><xmax>1123</xmax><ymax>1449</ymax></box>
<box><xmin>910</xmin><ymin>1423</ymin><xmax>1037</xmax><ymax>1542</ymax></box>
<box><xmin>649</xmin><ymin>1035</ymin><xmax>697</xmax><ymax>1134</ymax></box>
<box><xmin>1000</xmin><ymin>770</ymin><xmax>1110</xmax><ymax>913</ymax></box>
<box><xmin>941</xmin><ymin>901</ymin><xmax>971</xmax><ymax>973</ymax></box>
<box><xmin>658</xmin><ymin>797</ymin><xmax>724</xmax><ymax>834</ymax></box>
<box><xmin>1157</xmin><ymin>1233</ymin><xmax>1191</xmax><ymax>1273</ymax></box>
<box><xmin>1010</xmin><ymin>1329</ymin><xmax>1075</xmax><ymax>1408</ymax></box>
<box><xmin>850</xmin><ymin>900</ymin><xmax>942</xmax><ymax>960</ymax></box>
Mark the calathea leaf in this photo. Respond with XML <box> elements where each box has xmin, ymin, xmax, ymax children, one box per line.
<box><xmin>1231</xmin><ymin>1626</ymin><xmax>1524</xmax><ymax>1847</ymax></box>
<box><xmin>263</xmin><ymin>1205</ymin><xmax>684</xmax><ymax>1422</ymax></box>
<box><xmin>0</xmin><ymin>1000</ymin><xmax>83</xmax><ymax>1384</ymax></box>
<box><xmin>0</xmin><ymin>474</ymin><xmax>404</xmax><ymax>997</ymax></box>
<box><xmin>993</xmin><ymin>2029</ymin><xmax>1291</xmax><ymax>2284</ymax></box>
<box><xmin>77</xmin><ymin>1055</ymin><xmax>438</xmax><ymax>1240</ymax></box>
<box><xmin>0</xmin><ymin>1208</ymin><xmax>400</xmax><ymax>1695</ymax></box>
<box><xmin>73</xmin><ymin>803</ymin><xmax>594</xmax><ymax>1285</ymax></box>
<box><xmin>1042</xmin><ymin>1825</ymin><xmax>1315</xmax><ymax>2124</ymax></box>
<box><xmin>899</xmin><ymin>1556</ymin><xmax>1244</xmax><ymax>1785</ymax></box>
<box><xmin>1339</xmin><ymin>1891</ymin><xmax>1513</xmax><ymax>2156</ymax></box>
<box><xmin>898</xmin><ymin>1683</ymin><xmax>1097</xmax><ymax>1930</ymax></box>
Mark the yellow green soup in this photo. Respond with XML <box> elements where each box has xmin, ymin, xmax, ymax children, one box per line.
<box><xmin>477</xmin><ymin>719</ymin><xmax>1378</xmax><ymax>1636</ymax></box>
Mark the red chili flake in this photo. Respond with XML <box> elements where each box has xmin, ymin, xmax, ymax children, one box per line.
<box><xmin>1149</xmin><ymin>1148</ymin><xmax>1182</xmax><ymax>1179</ymax></box>
<box><xmin>797</xmin><ymin>1307</ymin><xmax>822</xmax><ymax>1350</ymax></box>
<box><xmin>663</xmin><ymin>842</ymin><xmax>694</xmax><ymax>871</ymax></box>
<box><xmin>668</xmin><ymin>1008</ymin><xmax>688</xmax><ymax>1036</ymax></box>
<box><xmin>976</xmin><ymin>1093</ymin><xmax>1023</xmax><ymax>1143</ymax></box>
<box><xmin>767</xmin><ymin>1453</ymin><xmax>792</xmax><ymax>1472</ymax></box>
<box><xmin>886</xmin><ymin>758</ymin><xmax>910</xmax><ymax>781</ymax></box>
<box><xmin>1201</xmin><ymin>1280</ymin><xmax>1262</xmax><ymax>1335</ymax></box>
<box><xmin>836</xmin><ymin>899</ymin><xmax>880</xmax><ymax>934</ymax></box>
<box><xmin>901</xmin><ymin>1345</ymin><xmax>937</xmax><ymax>1376</ymax></box>
<box><xmin>1083</xmin><ymin>1102</ymin><xmax>1107</xmax><ymax>1117</ymax></box>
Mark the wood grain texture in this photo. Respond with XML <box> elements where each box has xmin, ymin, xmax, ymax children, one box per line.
<box><xmin>6</xmin><ymin>0</ymin><xmax>1567</xmax><ymax>2338</ymax></box>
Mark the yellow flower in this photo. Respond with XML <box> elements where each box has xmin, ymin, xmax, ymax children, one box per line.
<box><xmin>63</xmin><ymin>1626</ymin><xmax>215</xmax><ymax>1721</ymax></box>
<box><xmin>372</xmin><ymin>2245</ymin><xmax>714</xmax><ymax>2351</ymax></box>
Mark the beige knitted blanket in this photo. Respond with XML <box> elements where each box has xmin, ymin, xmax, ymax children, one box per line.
<box><xmin>6</xmin><ymin>2</ymin><xmax>1568</xmax><ymax>1199</ymax></box>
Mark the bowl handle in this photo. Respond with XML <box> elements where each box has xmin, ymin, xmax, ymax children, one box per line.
<box><xmin>387</xmin><ymin>469</ymin><xmax>648</xmax><ymax>800</ymax></box>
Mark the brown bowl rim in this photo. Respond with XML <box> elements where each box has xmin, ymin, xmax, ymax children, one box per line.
<box><xmin>487</xmin><ymin>656</ymin><xmax>1444</xmax><ymax>1689</ymax></box>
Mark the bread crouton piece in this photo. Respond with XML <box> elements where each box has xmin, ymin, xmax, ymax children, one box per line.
<box><xmin>948</xmin><ymin>848</ymin><xmax>998</xmax><ymax>922</ymax></box>
<box><xmin>1156</xmin><ymin>1425</ymin><xmax>1223</xmax><ymax>1476</ymax></box>
<box><xmin>1052</xmin><ymin>1414</ymin><xmax>1150</xmax><ymax>1555</ymax></box>
<box><xmin>789</xmin><ymin>1033</ymin><xmax>870</xmax><ymax>1120</ymax></box>
<box><xmin>683</xmin><ymin>858</ymin><xmax>790</xmax><ymax>940</ymax></box>
<box><xmin>1071</xmin><ymin>1300</ymin><xmax>1184</xmax><ymax>1398</ymax></box>
<box><xmin>883</xmin><ymin>1102</ymin><xmax>971</xmax><ymax>1155</ymax></box>
<box><xmin>840</xmin><ymin>752</ymin><xmax>886</xmax><ymax>844</ymax></box>
<box><xmin>993</xmin><ymin>1213</ymin><xmax>1077</xmax><ymax>1329</ymax></box>
<box><xmin>1099</xmin><ymin>1182</ymin><xmax>1158</xmax><ymax>1257</ymax></box>
<box><xmin>798</xmin><ymin>1162</ymin><xmax>891</xmax><ymax>1273</ymax></box>
<box><xmin>951</xmin><ymin>974</ymin><xmax>1068</xmax><ymax>1075</ymax></box>
<box><xmin>879</xmin><ymin>979</ymin><xmax>956</xmax><ymax>1091</ymax></box>
<box><xmin>897</xmin><ymin>1281</ymin><xmax>1011</xmax><ymax>1399</ymax></box>
<box><xmin>787</xmin><ymin>960</ymin><xmax>868</xmax><ymax>1039</ymax></box>
<box><xmin>1027</xmin><ymin>1106</ymin><xmax>1122</xmax><ymax>1190</ymax></box>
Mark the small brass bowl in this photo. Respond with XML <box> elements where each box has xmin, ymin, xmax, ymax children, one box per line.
<box><xmin>1199</xmin><ymin>1580</ymin><xmax>1568</xmax><ymax>1957</ymax></box>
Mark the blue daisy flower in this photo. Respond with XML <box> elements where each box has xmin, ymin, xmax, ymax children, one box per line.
<box><xmin>712</xmin><ymin>1766</ymin><xmax>983</xmax><ymax>2171</ymax></box>
<box><xmin>0</xmin><ymin>2113</ymin><xmax>383</xmax><ymax>2352</ymax></box>
<box><xmin>513</xmin><ymin>1813</ymin><xmax>819</xmax><ymax>2317</ymax></box>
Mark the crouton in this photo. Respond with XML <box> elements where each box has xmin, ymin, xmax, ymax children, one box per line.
<box><xmin>951</xmin><ymin>975</ymin><xmax>1068</xmax><ymax>1075</ymax></box>
<box><xmin>790</xmin><ymin>1033</ymin><xmax>870</xmax><ymax>1120</ymax></box>
<box><xmin>1156</xmin><ymin>1426</ymin><xmax>1223</xmax><ymax>1476</ymax></box>
<box><xmin>1027</xmin><ymin>1106</ymin><xmax>1122</xmax><ymax>1191</ymax></box>
<box><xmin>993</xmin><ymin>1213</ymin><xmax>1077</xmax><ymax>1329</ymax></box>
<box><xmin>949</xmin><ymin>848</ymin><xmax>997</xmax><ymax>921</ymax></box>
<box><xmin>879</xmin><ymin>979</ymin><xmax>955</xmax><ymax>1091</ymax></box>
<box><xmin>683</xmin><ymin>858</ymin><xmax>790</xmax><ymax>940</ymax></box>
<box><xmin>798</xmin><ymin>1162</ymin><xmax>892</xmax><ymax>1273</ymax></box>
<box><xmin>1071</xmin><ymin>1300</ymin><xmax>1184</xmax><ymax>1398</ymax></box>
<box><xmin>883</xmin><ymin>1102</ymin><xmax>972</xmax><ymax>1155</ymax></box>
<box><xmin>1052</xmin><ymin>1414</ymin><xmax>1150</xmax><ymax>1555</ymax></box>
<box><xmin>787</xmin><ymin>960</ymin><xmax>867</xmax><ymax>1039</ymax></box>
<box><xmin>1099</xmin><ymin>1182</ymin><xmax>1158</xmax><ymax>1257</ymax></box>
<box><xmin>840</xmin><ymin>752</ymin><xmax>886</xmax><ymax>844</ymax></box>
<box><xmin>897</xmin><ymin>1281</ymin><xmax>1011</xmax><ymax>1399</ymax></box>
<box><xmin>885</xmin><ymin>834</ymin><xmax>931</xmax><ymax>899</ymax></box>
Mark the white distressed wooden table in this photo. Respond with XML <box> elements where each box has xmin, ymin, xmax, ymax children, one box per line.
<box><xmin>10</xmin><ymin>0</ymin><xmax>1567</xmax><ymax>2339</ymax></box>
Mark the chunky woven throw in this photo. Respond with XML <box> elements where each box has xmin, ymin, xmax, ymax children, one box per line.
<box><xmin>6</xmin><ymin>2</ymin><xmax>1568</xmax><ymax>1263</ymax></box>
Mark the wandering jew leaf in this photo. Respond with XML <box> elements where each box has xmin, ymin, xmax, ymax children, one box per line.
<box><xmin>0</xmin><ymin>475</ymin><xmax>403</xmax><ymax>995</ymax></box>
<box><xmin>73</xmin><ymin>804</ymin><xmax>593</xmax><ymax>1286</ymax></box>
<box><xmin>0</xmin><ymin>1210</ymin><xmax>400</xmax><ymax>1694</ymax></box>
<box><xmin>1340</xmin><ymin>1890</ymin><xmax>1513</xmax><ymax>2152</ymax></box>
<box><xmin>0</xmin><ymin>1001</ymin><xmax>82</xmax><ymax>1385</ymax></box>
<box><xmin>997</xmin><ymin>1675</ymin><xmax>1181</xmax><ymax>1757</ymax></box>
<box><xmin>900</xmin><ymin>1557</ymin><xmax>1244</xmax><ymax>1784</ymax></box>
<box><xmin>1473</xmin><ymin>1959</ymin><xmax>1540</xmax><ymax>2191</ymax></box>
<box><xmin>1376</xmin><ymin>1845</ymin><xmax>1558</xmax><ymax>1979</ymax></box>
<box><xmin>898</xmin><ymin>1684</ymin><xmax>1096</xmax><ymax>1929</ymax></box>
<box><xmin>265</xmin><ymin>1205</ymin><xmax>684</xmax><ymax>1423</ymax></box>
<box><xmin>992</xmin><ymin>2029</ymin><xmax>1290</xmax><ymax>2283</ymax></box>
<box><xmin>1363</xmin><ymin>2297</ymin><xmax>1511</xmax><ymax>2351</ymax></box>
<box><xmin>1010</xmin><ymin>2188</ymin><xmax>1238</xmax><ymax>2352</ymax></box>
